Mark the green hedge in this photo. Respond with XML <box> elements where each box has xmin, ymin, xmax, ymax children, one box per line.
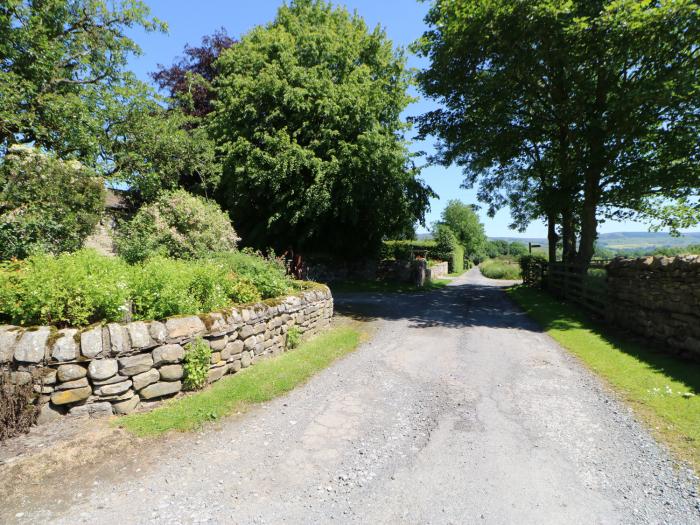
<box><xmin>0</xmin><ymin>249</ymin><xmax>295</xmax><ymax>327</ymax></box>
<box><xmin>381</xmin><ymin>239</ymin><xmax>464</xmax><ymax>273</ymax></box>
<box><xmin>451</xmin><ymin>244</ymin><xmax>465</xmax><ymax>274</ymax></box>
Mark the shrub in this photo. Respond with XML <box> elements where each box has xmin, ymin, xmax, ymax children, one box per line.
<box><xmin>519</xmin><ymin>254</ymin><xmax>548</xmax><ymax>286</ymax></box>
<box><xmin>0</xmin><ymin>378</ymin><xmax>39</xmax><ymax>441</ymax></box>
<box><xmin>208</xmin><ymin>250</ymin><xmax>292</xmax><ymax>299</ymax></box>
<box><xmin>116</xmin><ymin>189</ymin><xmax>239</xmax><ymax>263</ymax></box>
<box><xmin>183</xmin><ymin>338</ymin><xmax>212</xmax><ymax>390</ymax></box>
<box><xmin>0</xmin><ymin>250</ymin><xmax>130</xmax><ymax>326</ymax></box>
<box><xmin>286</xmin><ymin>326</ymin><xmax>301</xmax><ymax>349</ymax></box>
<box><xmin>129</xmin><ymin>257</ymin><xmax>262</xmax><ymax>321</ymax></box>
<box><xmin>381</xmin><ymin>240</ymin><xmax>437</xmax><ymax>261</ymax></box>
<box><xmin>0</xmin><ymin>145</ymin><xmax>104</xmax><ymax>260</ymax></box>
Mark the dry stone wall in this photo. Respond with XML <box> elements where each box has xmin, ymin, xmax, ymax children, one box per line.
<box><xmin>0</xmin><ymin>288</ymin><xmax>333</xmax><ymax>422</ymax></box>
<box><xmin>606</xmin><ymin>255</ymin><xmax>700</xmax><ymax>360</ymax></box>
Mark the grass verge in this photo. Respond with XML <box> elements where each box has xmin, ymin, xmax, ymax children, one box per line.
<box><xmin>508</xmin><ymin>286</ymin><xmax>700</xmax><ymax>470</ymax></box>
<box><xmin>480</xmin><ymin>257</ymin><xmax>522</xmax><ymax>280</ymax></box>
<box><xmin>118</xmin><ymin>326</ymin><xmax>363</xmax><ymax>437</ymax></box>
<box><xmin>329</xmin><ymin>279</ymin><xmax>450</xmax><ymax>294</ymax></box>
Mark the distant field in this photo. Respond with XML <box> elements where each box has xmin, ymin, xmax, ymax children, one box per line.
<box><xmin>491</xmin><ymin>231</ymin><xmax>700</xmax><ymax>253</ymax></box>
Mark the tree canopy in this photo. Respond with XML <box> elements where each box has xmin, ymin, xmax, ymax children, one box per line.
<box><xmin>415</xmin><ymin>0</ymin><xmax>700</xmax><ymax>267</ymax></box>
<box><xmin>438</xmin><ymin>200</ymin><xmax>486</xmax><ymax>260</ymax></box>
<box><xmin>211</xmin><ymin>0</ymin><xmax>434</xmax><ymax>257</ymax></box>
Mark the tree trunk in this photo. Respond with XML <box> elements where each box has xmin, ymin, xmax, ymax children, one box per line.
<box><xmin>576</xmin><ymin>173</ymin><xmax>601</xmax><ymax>269</ymax></box>
<box><xmin>561</xmin><ymin>208</ymin><xmax>577</xmax><ymax>263</ymax></box>
<box><xmin>547</xmin><ymin>212</ymin><xmax>558</xmax><ymax>263</ymax></box>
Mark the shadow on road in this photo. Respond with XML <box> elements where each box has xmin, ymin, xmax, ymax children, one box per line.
<box><xmin>333</xmin><ymin>281</ymin><xmax>539</xmax><ymax>332</ymax></box>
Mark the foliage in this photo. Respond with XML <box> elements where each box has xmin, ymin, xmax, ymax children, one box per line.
<box><xmin>0</xmin><ymin>249</ymin><xmax>296</xmax><ymax>327</ymax></box>
<box><xmin>433</xmin><ymin>224</ymin><xmax>463</xmax><ymax>273</ymax></box>
<box><xmin>107</xmin><ymin>103</ymin><xmax>221</xmax><ymax>201</ymax></box>
<box><xmin>519</xmin><ymin>254</ymin><xmax>549</xmax><ymax>286</ymax></box>
<box><xmin>415</xmin><ymin>0</ymin><xmax>700</xmax><ymax>268</ymax></box>
<box><xmin>152</xmin><ymin>28</ymin><xmax>236</xmax><ymax>118</ymax></box>
<box><xmin>119</xmin><ymin>326</ymin><xmax>363</xmax><ymax>436</ymax></box>
<box><xmin>208</xmin><ymin>251</ymin><xmax>292</xmax><ymax>299</ymax></box>
<box><xmin>128</xmin><ymin>256</ymin><xmax>261</xmax><ymax>321</ymax></box>
<box><xmin>0</xmin><ymin>378</ymin><xmax>39</xmax><ymax>441</ymax></box>
<box><xmin>438</xmin><ymin>201</ymin><xmax>487</xmax><ymax>260</ymax></box>
<box><xmin>116</xmin><ymin>189</ymin><xmax>239</xmax><ymax>263</ymax></box>
<box><xmin>0</xmin><ymin>0</ymin><xmax>165</xmax><ymax>160</ymax></box>
<box><xmin>0</xmin><ymin>146</ymin><xmax>105</xmax><ymax>260</ymax></box>
<box><xmin>0</xmin><ymin>250</ymin><xmax>130</xmax><ymax>326</ymax></box>
<box><xmin>508</xmin><ymin>286</ymin><xmax>700</xmax><ymax>470</ymax></box>
<box><xmin>211</xmin><ymin>0</ymin><xmax>434</xmax><ymax>257</ymax></box>
<box><xmin>286</xmin><ymin>326</ymin><xmax>301</xmax><ymax>350</ymax></box>
<box><xmin>479</xmin><ymin>257</ymin><xmax>521</xmax><ymax>280</ymax></box>
<box><xmin>380</xmin><ymin>240</ymin><xmax>437</xmax><ymax>261</ymax></box>
<box><xmin>183</xmin><ymin>338</ymin><xmax>212</xmax><ymax>391</ymax></box>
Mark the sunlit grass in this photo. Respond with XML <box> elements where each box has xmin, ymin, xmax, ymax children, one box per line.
<box><xmin>508</xmin><ymin>286</ymin><xmax>700</xmax><ymax>470</ymax></box>
<box><xmin>480</xmin><ymin>257</ymin><xmax>522</xmax><ymax>280</ymax></box>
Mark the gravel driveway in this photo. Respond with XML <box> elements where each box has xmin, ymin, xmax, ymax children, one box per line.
<box><xmin>4</xmin><ymin>268</ymin><xmax>699</xmax><ymax>524</ymax></box>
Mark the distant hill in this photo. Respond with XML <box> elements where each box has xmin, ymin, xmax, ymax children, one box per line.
<box><xmin>490</xmin><ymin>231</ymin><xmax>700</xmax><ymax>251</ymax></box>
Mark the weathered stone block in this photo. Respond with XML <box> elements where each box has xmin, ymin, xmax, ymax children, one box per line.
<box><xmin>126</xmin><ymin>321</ymin><xmax>152</xmax><ymax>348</ymax></box>
<box><xmin>55</xmin><ymin>377</ymin><xmax>89</xmax><ymax>391</ymax></box>
<box><xmin>118</xmin><ymin>353</ymin><xmax>153</xmax><ymax>376</ymax></box>
<box><xmin>132</xmin><ymin>368</ymin><xmax>160</xmax><ymax>390</ymax></box>
<box><xmin>51</xmin><ymin>329</ymin><xmax>79</xmax><ymax>362</ymax></box>
<box><xmin>152</xmin><ymin>344</ymin><xmax>185</xmax><ymax>366</ymax></box>
<box><xmin>88</xmin><ymin>359</ymin><xmax>118</xmax><ymax>381</ymax></box>
<box><xmin>239</xmin><ymin>325</ymin><xmax>254</xmax><ymax>340</ymax></box>
<box><xmin>149</xmin><ymin>321</ymin><xmax>167</xmax><ymax>344</ymax></box>
<box><xmin>208</xmin><ymin>335</ymin><xmax>228</xmax><ymax>351</ymax></box>
<box><xmin>243</xmin><ymin>336</ymin><xmax>256</xmax><ymax>351</ymax></box>
<box><xmin>51</xmin><ymin>385</ymin><xmax>92</xmax><ymax>405</ymax></box>
<box><xmin>14</xmin><ymin>327</ymin><xmax>50</xmax><ymax>363</ymax></box>
<box><xmin>70</xmin><ymin>401</ymin><xmax>113</xmax><ymax>418</ymax></box>
<box><xmin>107</xmin><ymin>323</ymin><xmax>129</xmax><ymax>355</ymax></box>
<box><xmin>112</xmin><ymin>395</ymin><xmax>140</xmax><ymax>415</ymax></box>
<box><xmin>57</xmin><ymin>364</ymin><xmax>87</xmax><ymax>382</ymax></box>
<box><xmin>207</xmin><ymin>364</ymin><xmax>228</xmax><ymax>383</ymax></box>
<box><xmin>165</xmin><ymin>316</ymin><xmax>205</xmax><ymax>340</ymax></box>
<box><xmin>80</xmin><ymin>326</ymin><xmax>103</xmax><ymax>358</ymax></box>
<box><xmin>140</xmin><ymin>381</ymin><xmax>182</xmax><ymax>400</ymax></box>
<box><xmin>94</xmin><ymin>379</ymin><xmax>131</xmax><ymax>397</ymax></box>
<box><xmin>0</xmin><ymin>327</ymin><xmax>20</xmax><ymax>363</ymax></box>
<box><xmin>159</xmin><ymin>364</ymin><xmax>183</xmax><ymax>381</ymax></box>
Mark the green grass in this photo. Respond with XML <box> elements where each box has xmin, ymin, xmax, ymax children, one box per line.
<box><xmin>118</xmin><ymin>326</ymin><xmax>363</xmax><ymax>437</ymax></box>
<box><xmin>480</xmin><ymin>257</ymin><xmax>522</xmax><ymax>280</ymax></box>
<box><xmin>329</xmin><ymin>279</ymin><xmax>450</xmax><ymax>294</ymax></box>
<box><xmin>508</xmin><ymin>286</ymin><xmax>700</xmax><ymax>470</ymax></box>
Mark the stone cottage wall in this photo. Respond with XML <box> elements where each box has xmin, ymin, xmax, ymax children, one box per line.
<box><xmin>0</xmin><ymin>288</ymin><xmax>333</xmax><ymax>421</ymax></box>
<box><xmin>606</xmin><ymin>255</ymin><xmax>700</xmax><ymax>360</ymax></box>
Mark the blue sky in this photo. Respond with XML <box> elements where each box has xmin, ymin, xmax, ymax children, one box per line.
<box><xmin>126</xmin><ymin>0</ymin><xmax>696</xmax><ymax>238</ymax></box>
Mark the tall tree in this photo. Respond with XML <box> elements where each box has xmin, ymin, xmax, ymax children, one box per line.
<box><xmin>0</xmin><ymin>0</ymin><xmax>165</xmax><ymax>161</ymax></box>
<box><xmin>415</xmin><ymin>0</ymin><xmax>700</xmax><ymax>268</ymax></box>
<box><xmin>211</xmin><ymin>0</ymin><xmax>433</xmax><ymax>257</ymax></box>
<box><xmin>438</xmin><ymin>200</ymin><xmax>486</xmax><ymax>260</ymax></box>
<box><xmin>152</xmin><ymin>28</ymin><xmax>236</xmax><ymax>118</ymax></box>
